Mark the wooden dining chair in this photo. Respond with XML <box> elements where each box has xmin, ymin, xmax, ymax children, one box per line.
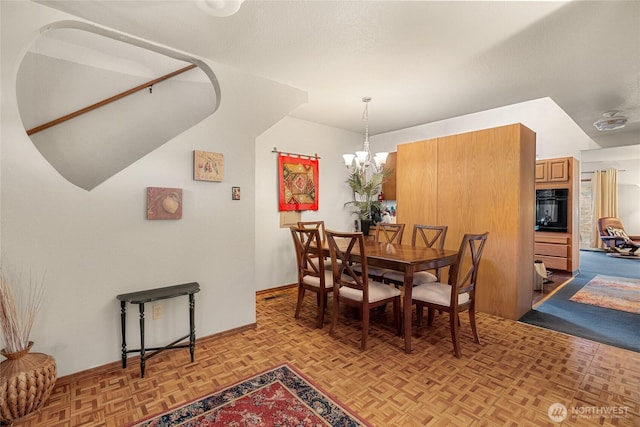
<box><xmin>325</xmin><ymin>229</ymin><xmax>402</xmax><ymax>350</ymax></box>
<box><xmin>297</xmin><ymin>220</ymin><xmax>326</xmax><ymax>245</ymax></box>
<box><xmin>297</xmin><ymin>220</ymin><xmax>333</xmax><ymax>270</ymax></box>
<box><xmin>411</xmin><ymin>232</ymin><xmax>488</xmax><ymax>358</ymax></box>
<box><xmin>376</xmin><ymin>223</ymin><xmax>405</xmax><ymax>244</ymax></box>
<box><xmin>383</xmin><ymin>224</ymin><xmax>448</xmax><ymax>285</ymax></box>
<box><xmin>353</xmin><ymin>223</ymin><xmax>405</xmax><ymax>281</ymax></box>
<box><xmin>290</xmin><ymin>226</ymin><xmax>334</xmax><ymax>328</ymax></box>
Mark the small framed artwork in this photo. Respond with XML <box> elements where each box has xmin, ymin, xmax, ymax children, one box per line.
<box><xmin>232</xmin><ymin>187</ymin><xmax>241</xmax><ymax>200</ymax></box>
<box><xmin>194</xmin><ymin>150</ymin><xmax>224</xmax><ymax>182</ymax></box>
<box><xmin>147</xmin><ymin>187</ymin><xmax>182</xmax><ymax>220</ymax></box>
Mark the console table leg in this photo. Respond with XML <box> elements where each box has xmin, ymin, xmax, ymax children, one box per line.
<box><xmin>120</xmin><ymin>301</ymin><xmax>127</xmax><ymax>368</ymax></box>
<box><xmin>189</xmin><ymin>293</ymin><xmax>195</xmax><ymax>362</ymax></box>
<box><xmin>139</xmin><ymin>304</ymin><xmax>146</xmax><ymax>378</ymax></box>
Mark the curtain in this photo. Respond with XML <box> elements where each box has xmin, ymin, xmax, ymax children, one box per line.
<box><xmin>591</xmin><ymin>169</ymin><xmax>618</xmax><ymax>248</ymax></box>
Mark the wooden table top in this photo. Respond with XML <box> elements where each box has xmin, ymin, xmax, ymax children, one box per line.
<box><xmin>323</xmin><ymin>240</ymin><xmax>458</xmax><ymax>272</ymax></box>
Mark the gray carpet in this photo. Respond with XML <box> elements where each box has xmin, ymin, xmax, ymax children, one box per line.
<box><xmin>519</xmin><ymin>250</ymin><xmax>640</xmax><ymax>352</ymax></box>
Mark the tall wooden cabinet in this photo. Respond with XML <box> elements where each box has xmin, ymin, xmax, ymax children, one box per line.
<box><xmin>534</xmin><ymin>157</ymin><xmax>579</xmax><ymax>272</ymax></box>
<box><xmin>397</xmin><ymin>123</ymin><xmax>536</xmax><ymax>320</ymax></box>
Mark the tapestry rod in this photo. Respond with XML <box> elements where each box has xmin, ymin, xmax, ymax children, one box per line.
<box><xmin>271</xmin><ymin>147</ymin><xmax>320</xmax><ymax>159</ymax></box>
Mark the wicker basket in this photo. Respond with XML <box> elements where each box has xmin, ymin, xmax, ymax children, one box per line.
<box><xmin>0</xmin><ymin>344</ymin><xmax>57</xmax><ymax>423</ymax></box>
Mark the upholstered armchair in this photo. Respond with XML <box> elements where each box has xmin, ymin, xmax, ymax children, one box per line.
<box><xmin>597</xmin><ymin>217</ymin><xmax>640</xmax><ymax>255</ymax></box>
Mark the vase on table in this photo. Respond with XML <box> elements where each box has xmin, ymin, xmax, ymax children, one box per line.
<box><xmin>359</xmin><ymin>219</ymin><xmax>372</xmax><ymax>236</ymax></box>
<box><xmin>0</xmin><ymin>341</ymin><xmax>57</xmax><ymax>423</ymax></box>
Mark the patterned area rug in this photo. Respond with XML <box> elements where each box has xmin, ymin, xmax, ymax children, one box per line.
<box><xmin>132</xmin><ymin>363</ymin><xmax>370</xmax><ymax>426</ymax></box>
<box><xmin>570</xmin><ymin>274</ymin><xmax>640</xmax><ymax>314</ymax></box>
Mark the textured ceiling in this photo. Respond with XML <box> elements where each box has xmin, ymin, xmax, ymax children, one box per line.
<box><xmin>37</xmin><ymin>0</ymin><xmax>640</xmax><ymax>148</ymax></box>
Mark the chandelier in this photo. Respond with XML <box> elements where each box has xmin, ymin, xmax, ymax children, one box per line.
<box><xmin>342</xmin><ymin>97</ymin><xmax>388</xmax><ymax>173</ymax></box>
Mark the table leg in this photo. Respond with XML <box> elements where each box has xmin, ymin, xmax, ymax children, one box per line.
<box><xmin>189</xmin><ymin>293</ymin><xmax>195</xmax><ymax>362</ymax></box>
<box><xmin>403</xmin><ymin>266</ymin><xmax>415</xmax><ymax>353</ymax></box>
<box><xmin>139</xmin><ymin>303</ymin><xmax>146</xmax><ymax>378</ymax></box>
<box><xmin>120</xmin><ymin>301</ymin><xmax>127</xmax><ymax>368</ymax></box>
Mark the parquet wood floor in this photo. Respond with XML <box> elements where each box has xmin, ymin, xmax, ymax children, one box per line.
<box><xmin>6</xmin><ymin>286</ymin><xmax>639</xmax><ymax>426</ymax></box>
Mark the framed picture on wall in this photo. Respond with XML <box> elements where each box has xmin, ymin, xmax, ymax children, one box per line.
<box><xmin>194</xmin><ymin>150</ymin><xmax>224</xmax><ymax>181</ymax></box>
<box><xmin>232</xmin><ymin>187</ymin><xmax>241</xmax><ymax>200</ymax></box>
<box><xmin>147</xmin><ymin>187</ymin><xmax>182</xmax><ymax>220</ymax></box>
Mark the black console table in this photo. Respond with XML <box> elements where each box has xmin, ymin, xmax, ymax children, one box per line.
<box><xmin>116</xmin><ymin>282</ymin><xmax>200</xmax><ymax>378</ymax></box>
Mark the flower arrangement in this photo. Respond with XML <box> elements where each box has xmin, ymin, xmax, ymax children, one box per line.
<box><xmin>0</xmin><ymin>269</ymin><xmax>44</xmax><ymax>355</ymax></box>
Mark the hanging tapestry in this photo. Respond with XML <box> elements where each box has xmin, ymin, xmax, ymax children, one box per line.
<box><xmin>278</xmin><ymin>153</ymin><xmax>319</xmax><ymax>211</ymax></box>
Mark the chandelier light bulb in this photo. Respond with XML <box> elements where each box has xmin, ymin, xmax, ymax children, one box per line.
<box><xmin>374</xmin><ymin>152</ymin><xmax>389</xmax><ymax>168</ymax></box>
<box><xmin>343</xmin><ymin>154</ymin><xmax>355</xmax><ymax>168</ymax></box>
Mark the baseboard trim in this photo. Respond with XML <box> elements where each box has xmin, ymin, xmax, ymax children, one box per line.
<box><xmin>257</xmin><ymin>284</ymin><xmax>296</xmax><ymax>296</ymax></box>
<box><xmin>57</xmin><ymin>287</ymin><xmax>298</xmax><ymax>381</ymax></box>
<box><xmin>57</xmin><ymin>323</ymin><xmax>258</xmax><ymax>382</ymax></box>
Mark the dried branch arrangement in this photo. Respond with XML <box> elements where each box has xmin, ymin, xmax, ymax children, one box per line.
<box><xmin>0</xmin><ymin>269</ymin><xmax>45</xmax><ymax>354</ymax></box>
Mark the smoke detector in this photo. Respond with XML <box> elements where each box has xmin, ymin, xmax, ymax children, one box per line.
<box><xmin>593</xmin><ymin>111</ymin><xmax>628</xmax><ymax>131</ymax></box>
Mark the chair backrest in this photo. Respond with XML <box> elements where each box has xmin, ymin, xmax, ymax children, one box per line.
<box><xmin>448</xmin><ymin>232</ymin><xmax>489</xmax><ymax>304</ymax></box>
<box><xmin>325</xmin><ymin>229</ymin><xmax>370</xmax><ymax>299</ymax></box>
<box><xmin>290</xmin><ymin>226</ymin><xmax>324</xmax><ymax>281</ymax></box>
<box><xmin>412</xmin><ymin>224</ymin><xmax>448</xmax><ymax>249</ymax></box>
<box><xmin>297</xmin><ymin>221</ymin><xmax>326</xmax><ymax>246</ymax></box>
<box><xmin>597</xmin><ymin>217</ymin><xmax>625</xmax><ymax>237</ymax></box>
<box><xmin>376</xmin><ymin>223</ymin><xmax>405</xmax><ymax>244</ymax></box>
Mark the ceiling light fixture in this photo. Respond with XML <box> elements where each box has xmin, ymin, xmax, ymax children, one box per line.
<box><xmin>342</xmin><ymin>97</ymin><xmax>388</xmax><ymax>173</ymax></box>
<box><xmin>195</xmin><ymin>0</ymin><xmax>245</xmax><ymax>17</ymax></box>
<box><xmin>593</xmin><ymin>111</ymin><xmax>628</xmax><ymax>131</ymax></box>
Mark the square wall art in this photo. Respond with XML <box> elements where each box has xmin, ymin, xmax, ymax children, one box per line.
<box><xmin>147</xmin><ymin>187</ymin><xmax>182</xmax><ymax>220</ymax></box>
<box><xmin>194</xmin><ymin>150</ymin><xmax>224</xmax><ymax>181</ymax></box>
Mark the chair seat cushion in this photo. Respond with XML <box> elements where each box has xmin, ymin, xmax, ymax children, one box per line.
<box><xmin>339</xmin><ymin>281</ymin><xmax>401</xmax><ymax>303</ymax></box>
<box><xmin>382</xmin><ymin>270</ymin><xmax>437</xmax><ymax>284</ymax></box>
<box><xmin>310</xmin><ymin>257</ymin><xmax>338</xmax><ymax>271</ymax></box>
<box><xmin>351</xmin><ymin>263</ymin><xmax>389</xmax><ymax>278</ymax></box>
<box><xmin>302</xmin><ymin>270</ymin><xmax>334</xmax><ymax>289</ymax></box>
<box><xmin>412</xmin><ymin>282</ymin><xmax>469</xmax><ymax>307</ymax></box>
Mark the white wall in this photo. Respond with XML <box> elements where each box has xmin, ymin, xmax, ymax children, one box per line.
<box><xmin>372</xmin><ymin>97</ymin><xmax>595</xmax><ymax>160</ymax></box>
<box><xmin>254</xmin><ymin>117</ymin><xmax>361</xmax><ymax>291</ymax></box>
<box><xmin>1</xmin><ymin>1</ymin><xmax>305</xmax><ymax>376</ymax></box>
<box><xmin>619</xmin><ymin>183</ymin><xmax>640</xmax><ymax>234</ymax></box>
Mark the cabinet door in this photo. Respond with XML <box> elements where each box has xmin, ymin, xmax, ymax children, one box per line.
<box><xmin>535</xmin><ymin>158</ymin><xmax>570</xmax><ymax>182</ymax></box>
<box><xmin>535</xmin><ymin>161</ymin><xmax>547</xmax><ymax>182</ymax></box>
<box><xmin>547</xmin><ymin>158</ymin><xmax>569</xmax><ymax>182</ymax></box>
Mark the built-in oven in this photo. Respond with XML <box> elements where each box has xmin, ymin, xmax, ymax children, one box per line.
<box><xmin>535</xmin><ymin>188</ymin><xmax>568</xmax><ymax>232</ymax></box>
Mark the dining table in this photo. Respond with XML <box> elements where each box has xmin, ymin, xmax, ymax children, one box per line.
<box><xmin>321</xmin><ymin>239</ymin><xmax>458</xmax><ymax>353</ymax></box>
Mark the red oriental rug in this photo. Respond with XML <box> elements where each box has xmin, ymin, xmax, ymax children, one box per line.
<box><xmin>131</xmin><ymin>363</ymin><xmax>370</xmax><ymax>426</ymax></box>
<box><xmin>570</xmin><ymin>274</ymin><xmax>640</xmax><ymax>314</ymax></box>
